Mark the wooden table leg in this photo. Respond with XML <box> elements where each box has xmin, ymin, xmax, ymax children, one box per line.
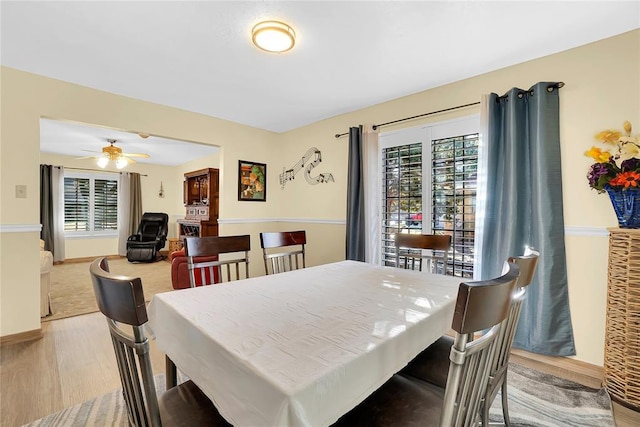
<box><xmin>166</xmin><ymin>355</ymin><xmax>177</xmax><ymax>389</ymax></box>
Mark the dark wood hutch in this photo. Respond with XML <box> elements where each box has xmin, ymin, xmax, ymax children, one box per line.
<box><xmin>177</xmin><ymin>168</ymin><xmax>219</xmax><ymax>243</ymax></box>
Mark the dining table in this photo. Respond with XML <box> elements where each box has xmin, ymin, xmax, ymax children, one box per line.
<box><xmin>147</xmin><ymin>260</ymin><xmax>461</xmax><ymax>427</ymax></box>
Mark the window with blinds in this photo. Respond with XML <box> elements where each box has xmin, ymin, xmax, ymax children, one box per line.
<box><xmin>381</xmin><ymin>143</ymin><xmax>423</xmax><ymax>267</ymax></box>
<box><xmin>94</xmin><ymin>179</ymin><xmax>118</xmax><ymax>230</ymax></box>
<box><xmin>380</xmin><ymin>120</ymin><xmax>479</xmax><ymax>277</ymax></box>
<box><xmin>432</xmin><ymin>133</ymin><xmax>478</xmax><ymax>277</ymax></box>
<box><xmin>64</xmin><ymin>177</ymin><xmax>90</xmax><ymax>231</ymax></box>
<box><xmin>64</xmin><ymin>174</ymin><xmax>118</xmax><ymax>235</ymax></box>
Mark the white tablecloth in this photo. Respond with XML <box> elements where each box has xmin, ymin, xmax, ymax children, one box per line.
<box><xmin>148</xmin><ymin>260</ymin><xmax>460</xmax><ymax>427</ymax></box>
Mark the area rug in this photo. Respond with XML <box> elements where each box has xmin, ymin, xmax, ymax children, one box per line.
<box><xmin>22</xmin><ymin>364</ymin><xmax>614</xmax><ymax>426</ymax></box>
<box><xmin>43</xmin><ymin>257</ymin><xmax>173</xmax><ymax>322</ymax></box>
<box><xmin>488</xmin><ymin>363</ymin><xmax>614</xmax><ymax>426</ymax></box>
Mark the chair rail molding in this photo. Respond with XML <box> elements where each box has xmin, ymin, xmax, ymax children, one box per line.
<box><xmin>219</xmin><ymin>218</ymin><xmax>346</xmax><ymax>225</ymax></box>
<box><xmin>1</xmin><ymin>223</ymin><xmax>602</xmax><ymax>234</ymax></box>
<box><xmin>0</xmin><ymin>224</ymin><xmax>42</xmax><ymax>233</ymax></box>
<box><xmin>564</xmin><ymin>226</ymin><xmax>609</xmax><ymax>237</ymax></box>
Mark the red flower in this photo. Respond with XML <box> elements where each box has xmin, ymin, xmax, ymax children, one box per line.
<box><xmin>610</xmin><ymin>171</ymin><xmax>640</xmax><ymax>188</ymax></box>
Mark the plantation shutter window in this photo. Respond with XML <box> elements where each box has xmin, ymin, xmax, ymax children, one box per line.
<box><xmin>381</xmin><ymin>142</ymin><xmax>423</xmax><ymax>267</ymax></box>
<box><xmin>431</xmin><ymin>133</ymin><xmax>479</xmax><ymax>277</ymax></box>
<box><xmin>379</xmin><ymin>117</ymin><xmax>479</xmax><ymax>278</ymax></box>
<box><xmin>64</xmin><ymin>173</ymin><xmax>118</xmax><ymax>236</ymax></box>
<box><xmin>64</xmin><ymin>177</ymin><xmax>90</xmax><ymax>231</ymax></box>
<box><xmin>94</xmin><ymin>179</ymin><xmax>118</xmax><ymax>231</ymax></box>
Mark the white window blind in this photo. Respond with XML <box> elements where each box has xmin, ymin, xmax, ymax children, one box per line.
<box><xmin>379</xmin><ymin>117</ymin><xmax>479</xmax><ymax>277</ymax></box>
<box><xmin>432</xmin><ymin>133</ymin><xmax>478</xmax><ymax>277</ymax></box>
<box><xmin>64</xmin><ymin>173</ymin><xmax>118</xmax><ymax>235</ymax></box>
<box><xmin>381</xmin><ymin>142</ymin><xmax>423</xmax><ymax>267</ymax></box>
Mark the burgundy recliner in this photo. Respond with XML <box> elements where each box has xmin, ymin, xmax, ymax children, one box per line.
<box><xmin>170</xmin><ymin>248</ymin><xmax>220</xmax><ymax>289</ymax></box>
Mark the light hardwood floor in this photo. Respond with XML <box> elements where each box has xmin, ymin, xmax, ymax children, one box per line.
<box><xmin>0</xmin><ymin>312</ymin><xmax>166</xmax><ymax>426</ymax></box>
<box><xmin>2</xmin><ymin>312</ymin><xmax>639</xmax><ymax>426</ymax></box>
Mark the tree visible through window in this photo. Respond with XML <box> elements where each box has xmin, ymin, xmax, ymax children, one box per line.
<box><xmin>431</xmin><ymin>134</ymin><xmax>478</xmax><ymax>277</ymax></box>
<box><xmin>64</xmin><ymin>173</ymin><xmax>118</xmax><ymax>234</ymax></box>
<box><xmin>380</xmin><ymin>120</ymin><xmax>479</xmax><ymax>277</ymax></box>
<box><xmin>381</xmin><ymin>143</ymin><xmax>423</xmax><ymax>266</ymax></box>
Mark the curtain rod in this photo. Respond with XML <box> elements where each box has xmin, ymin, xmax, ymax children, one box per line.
<box><xmin>63</xmin><ymin>166</ymin><xmax>148</xmax><ymax>176</ymax></box>
<box><xmin>334</xmin><ymin>82</ymin><xmax>565</xmax><ymax>139</ymax></box>
<box><xmin>496</xmin><ymin>82</ymin><xmax>564</xmax><ymax>101</ymax></box>
<box><xmin>334</xmin><ymin>101</ymin><xmax>480</xmax><ymax>139</ymax></box>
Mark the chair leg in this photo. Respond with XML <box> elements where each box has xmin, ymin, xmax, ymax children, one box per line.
<box><xmin>166</xmin><ymin>355</ymin><xmax>177</xmax><ymax>389</ymax></box>
<box><xmin>501</xmin><ymin>376</ymin><xmax>512</xmax><ymax>427</ymax></box>
<box><xmin>481</xmin><ymin>400</ymin><xmax>489</xmax><ymax>427</ymax></box>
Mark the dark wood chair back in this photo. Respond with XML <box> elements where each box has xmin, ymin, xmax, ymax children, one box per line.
<box><xmin>260</xmin><ymin>230</ymin><xmax>306</xmax><ymax>275</ymax></box>
<box><xmin>185</xmin><ymin>235</ymin><xmax>251</xmax><ymax>285</ymax></box>
<box><xmin>90</xmin><ymin>257</ymin><xmax>231</xmax><ymax>427</ymax></box>
<box><xmin>90</xmin><ymin>257</ymin><xmax>160</xmax><ymax>426</ymax></box>
<box><xmin>440</xmin><ymin>261</ymin><xmax>519</xmax><ymax>426</ymax></box>
<box><xmin>395</xmin><ymin>233</ymin><xmax>452</xmax><ymax>274</ymax></box>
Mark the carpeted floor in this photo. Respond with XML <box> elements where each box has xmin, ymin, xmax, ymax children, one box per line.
<box><xmin>43</xmin><ymin>257</ymin><xmax>173</xmax><ymax>322</ymax></box>
<box><xmin>23</xmin><ymin>364</ymin><xmax>614</xmax><ymax>426</ymax></box>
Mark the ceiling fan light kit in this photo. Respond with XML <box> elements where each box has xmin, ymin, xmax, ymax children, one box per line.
<box><xmin>96</xmin><ymin>155</ymin><xmax>110</xmax><ymax>168</ymax></box>
<box><xmin>115</xmin><ymin>157</ymin><xmax>128</xmax><ymax>169</ymax></box>
<box><xmin>91</xmin><ymin>139</ymin><xmax>149</xmax><ymax>169</ymax></box>
<box><xmin>96</xmin><ymin>153</ymin><xmax>128</xmax><ymax>169</ymax></box>
<box><xmin>252</xmin><ymin>20</ymin><xmax>295</xmax><ymax>53</ymax></box>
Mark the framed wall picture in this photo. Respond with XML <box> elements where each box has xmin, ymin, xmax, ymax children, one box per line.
<box><xmin>238</xmin><ymin>160</ymin><xmax>267</xmax><ymax>201</ymax></box>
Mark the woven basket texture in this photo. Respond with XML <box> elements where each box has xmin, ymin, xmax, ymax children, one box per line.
<box><xmin>605</xmin><ymin>229</ymin><xmax>640</xmax><ymax>410</ymax></box>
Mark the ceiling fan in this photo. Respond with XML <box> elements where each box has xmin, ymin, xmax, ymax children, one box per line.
<box><xmin>79</xmin><ymin>139</ymin><xmax>150</xmax><ymax>169</ymax></box>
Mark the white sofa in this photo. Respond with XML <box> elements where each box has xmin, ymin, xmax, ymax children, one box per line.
<box><xmin>40</xmin><ymin>240</ymin><xmax>53</xmax><ymax>317</ymax></box>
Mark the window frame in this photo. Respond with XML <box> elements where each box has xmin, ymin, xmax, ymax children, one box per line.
<box><xmin>63</xmin><ymin>170</ymin><xmax>119</xmax><ymax>239</ymax></box>
<box><xmin>378</xmin><ymin>115</ymin><xmax>480</xmax><ymax>275</ymax></box>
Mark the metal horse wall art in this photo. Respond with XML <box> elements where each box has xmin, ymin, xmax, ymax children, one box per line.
<box><xmin>279</xmin><ymin>147</ymin><xmax>335</xmax><ymax>189</ymax></box>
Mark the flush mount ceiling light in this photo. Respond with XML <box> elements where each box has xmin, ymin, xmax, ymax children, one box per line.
<box><xmin>252</xmin><ymin>20</ymin><xmax>296</xmax><ymax>53</ymax></box>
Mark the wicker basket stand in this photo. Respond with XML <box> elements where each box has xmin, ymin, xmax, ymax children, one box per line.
<box><xmin>605</xmin><ymin>228</ymin><xmax>640</xmax><ymax>411</ymax></box>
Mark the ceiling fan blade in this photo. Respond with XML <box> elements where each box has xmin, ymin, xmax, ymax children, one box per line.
<box><xmin>75</xmin><ymin>155</ymin><xmax>98</xmax><ymax>160</ymax></box>
<box><xmin>122</xmin><ymin>152</ymin><xmax>150</xmax><ymax>158</ymax></box>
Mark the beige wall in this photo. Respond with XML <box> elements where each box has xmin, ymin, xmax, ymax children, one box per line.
<box><xmin>219</xmin><ymin>222</ymin><xmax>345</xmax><ymax>279</ymax></box>
<box><xmin>276</xmin><ymin>29</ymin><xmax>640</xmax><ymax>365</ymax></box>
<box><xmin>1</xmin><ymin>30</ymin><xmax>639</xmax><ymax>366</ymax></box>
<box><xmin>0</xmin><ymin>67</ymin><xmax>278</xmax><ymax>336</ymax></box>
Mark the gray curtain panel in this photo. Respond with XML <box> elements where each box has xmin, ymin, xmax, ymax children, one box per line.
<box><xmin>129</xmin><ymin>172</ymin><xmax>143</xmax><ymax>235</ymax></box>
<box><xmin>346</xmin><ymin>126</ymin><xmax>365</xmax><ymax>261</ymax></box>
<box><xmin>39</xmin><ymin>164</ymin><xmax>54</xmax><ymax>252</ymax></box>
<box><xmin>481</xmin><ymin>82</ymin><xmax>575</xmax><ymax>356</ymax></box>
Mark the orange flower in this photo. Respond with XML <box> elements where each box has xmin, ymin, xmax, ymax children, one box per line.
<box><xmin>610</xmin><ymin>171</ymin><xmax>640</xmax><ymax>188</ymax></box>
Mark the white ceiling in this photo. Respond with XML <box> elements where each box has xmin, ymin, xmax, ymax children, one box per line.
<box><xmin>39</xmin><ymin>118</ymin><xmax>219</xmax><ymax>167</ymax></box>
<box><xmin>2</xmin><ymin>1</ymin><xmax>639</xmax><ymax>164</ymax></box>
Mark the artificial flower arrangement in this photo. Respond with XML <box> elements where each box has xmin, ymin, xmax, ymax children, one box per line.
<box><xmin>586</xmin><ymin>121</ymin><xmax>640</xmax><ymax>192</ymax></box>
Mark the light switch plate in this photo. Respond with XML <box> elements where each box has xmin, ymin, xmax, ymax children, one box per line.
<box><xmin>15</xmin><ymin>184</ymin><xmax>27</xmax><ymax>198</ymax></box>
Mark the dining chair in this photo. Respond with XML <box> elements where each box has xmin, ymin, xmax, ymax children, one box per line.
<box><xmin>184</xmin><ymin>235</ymin><xmax>251</xmax><ymax>286</ymax></box>
<box><xmin>399</xmin><ymin>248</ymin><xmax>540</xmax><ymax>427</ymax></box>
<box><xmin>332</xmin><ymin>261</ymin><xmax>519</xmax><ymax>427</ymax></box>
<box><xmin>259</xmin><ymin>230</ymin><xmax>306</xmax><ymax>275</ymax></box>
<box><xmin>89</xmin><ymin>257</ymin><xmax>230</xmax><ymax>427</ymax></box>
<box><xmin>395</xmin><ymin>233</ymin><xmax>452</xmax><ymax>274</ymax></box>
